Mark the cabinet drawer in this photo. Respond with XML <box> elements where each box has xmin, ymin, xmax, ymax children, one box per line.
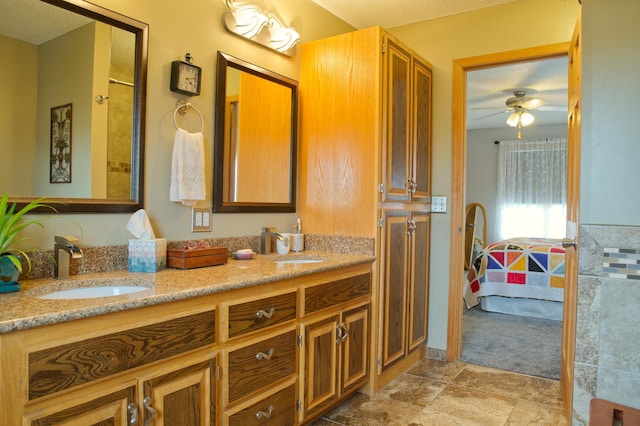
<box><xmin>304</xmin><ymin>273</ymin><xmax>371</xmax><ymax>315</ymax></box>
<box><xmin>28</xmin><ymin>310</ymin><xmax>215</xmax><ymax>400</ymax></box>
<box><xmin>228</xmin><ymin>291</ymin><xmax>297</xmax><ymax>339</ymax></box>
<box><xmin>226</xmin><ymin>382</ymin><xmax>296</xmax><ymax>426</ymax></box>
<box><xmin>227</xmin><ymin>329</ymin><xmax>296</xmax><ymax>404</ymax></box>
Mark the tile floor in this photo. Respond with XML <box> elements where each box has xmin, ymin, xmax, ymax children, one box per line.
<box><xmin>311</xmin><ymin>358</ymin><xmax>566</xmax><ymax>425</ymax></box>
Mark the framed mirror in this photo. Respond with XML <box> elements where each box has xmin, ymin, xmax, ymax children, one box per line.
<box><xmin>1</xmin><ymin>0</ymin><xmax>148</xmax><ymax>213</ymax></box>
<box><xmin>213</xmin><ymin>51</ymin><xmax>297</xmax><ymax>213</ymax></box>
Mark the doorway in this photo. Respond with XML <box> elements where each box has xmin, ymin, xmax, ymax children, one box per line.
<box><xmin>446</xmin><ymin>43</ymin><xmax>572</xmax><ymax>364</ymax></box>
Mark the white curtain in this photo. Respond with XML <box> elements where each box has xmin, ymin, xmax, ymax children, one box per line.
<box><xmin>496</xmin><ymin>137</ymin><xmax>567</xmax><ymax>240</ymax></box>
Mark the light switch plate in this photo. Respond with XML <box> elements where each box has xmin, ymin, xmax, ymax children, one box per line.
<box><xmin>192</xmin><ymin>207</ymin><xmax>212</xmax><ymax>232</ymax></box>
<box><xmin>431</xmin><ymin>195</ymin><xmax>447</xmax><ymax>213</ymax></box>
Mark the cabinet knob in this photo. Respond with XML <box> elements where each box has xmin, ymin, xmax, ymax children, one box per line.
<box><xmin>255</xmin><ymin>307</ymin><xmax>275</xmax><ymax>319</ymax></box>
<box><xmin>255</xmin><ymin>404</ymin><xmax>274</xmax><ymax>419</ymax></box>
<box><xmin>255</xmin><ymin>348</ymin><xmax>275</xmax><ymax>360</ymax></box>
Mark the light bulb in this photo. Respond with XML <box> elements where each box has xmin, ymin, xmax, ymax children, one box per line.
<box><xmin>520</xmin><ymin>111</ymin><xmax>535</xmax><ymax>127</ymax></box>
<box><xmin>506</xmin><ymin>112</ymin><xmax>520</xmax><ymax>127</ymax></box>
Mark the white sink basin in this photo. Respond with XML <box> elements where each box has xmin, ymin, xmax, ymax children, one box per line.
<box><xmin>39</xmin><ymin>286</ymin><xmax>149</xmax><ymax>300</ymax></box>
<box><xmin>33</xmin><ymin>278</ymin><xmax>153</xmax><ymax>300</ymax></box>
<box><xmin>274</xmin><ymin>259</ymin><xmax>325</xmax><ymax>265</ymax></box>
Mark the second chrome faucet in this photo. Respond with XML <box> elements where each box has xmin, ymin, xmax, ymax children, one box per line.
<box><xmin>260</xmin><ymin>227</ymin><xmax>286</xmax><ymax>255</ymax></box>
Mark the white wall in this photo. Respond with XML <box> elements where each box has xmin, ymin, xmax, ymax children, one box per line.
<box><xmin>581</xmin><ymin>0</ymin><xmax>640</xmax><ymax>226</ymax></box>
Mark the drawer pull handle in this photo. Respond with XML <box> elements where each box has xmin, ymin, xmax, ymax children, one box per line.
<box><xmin>256</xmin><ymin>308</ymin><xmax>275</xmax><ymax>319</ymax></box>
<box><xmin>255</xmin><ymin>348</ymin><xmax>275</xmax><ymax>360</ymax></box>
<box><xmin>341</xmin><ymin>322</ymin><xmax>349</xmax><ymax>342</ymax></box>
<box><xmin>255</xmin><ymin>404</ymin><xmax>274</xmax><ymax>419</ymax></box>
<box><xmin>143</xmin><ymin>396</ymin><xmax>156</xmax><ymax>426</ymax></box>
<box><xmin>127</xmin><ymin>403</ymin><xmax>138</xmax><ymax>425</ymax></box>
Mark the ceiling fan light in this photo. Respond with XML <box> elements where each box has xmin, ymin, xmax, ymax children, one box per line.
<box><xmin>506</xmin><ymin>112</ymin><xmax>520</xmax><ymax>127</ymax></box>
<box><xmin>520</xmin><ymin>111</ymin><xmax>535</xmax><ymax>126</ymax></box>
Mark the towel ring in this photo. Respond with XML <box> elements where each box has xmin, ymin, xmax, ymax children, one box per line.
<box><xmin>174</xmin><ymin>100</ymin><xmax>204</xmax><ymax>134</ymax></box>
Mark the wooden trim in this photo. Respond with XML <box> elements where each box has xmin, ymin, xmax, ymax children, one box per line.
<box><xmin>447</xmin><ymin>42</ymin><xmax>570</xmax><ymax>361</ymax></box>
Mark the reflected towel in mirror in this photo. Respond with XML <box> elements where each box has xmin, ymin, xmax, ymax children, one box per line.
<box><xmin>170</xmin><ymin>128</ymin><xmax>205</xmax><ymax>206</ymax></box>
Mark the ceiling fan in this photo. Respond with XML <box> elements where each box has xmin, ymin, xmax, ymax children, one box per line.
<box><xmin>475</xmin><ymin>89</ymin><xmax>566</xmax><ymax>138</ymax></box>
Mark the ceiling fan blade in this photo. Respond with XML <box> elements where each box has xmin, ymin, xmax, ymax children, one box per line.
<box><xmin>468</xmin><ymin>106</ymin><xmax>505</xmax><ymax>111</ymax></box>
<box><xmin>538</xmin><ymin>105</ymin><xmax>567</xmax><ymax>112</ymax></box>
<box><xmin>472</xmin><ymin>110</ymin><xmax>507</xmax><ymax>120</ymax></box>
<box><xmin>522</xmin><ymin>98</ymin><xmax>541</xmax><ymax>109</ymax></box>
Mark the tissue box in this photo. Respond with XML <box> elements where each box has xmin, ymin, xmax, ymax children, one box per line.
<box><xmin>128</xmin><ymin>239</ymin><xmax>167</xmax><ymax>272</ymax></box>
<box><xmin>167</xmin><ymin>246</ymin><xmax>228</xmax><ymax>269</ymax></box>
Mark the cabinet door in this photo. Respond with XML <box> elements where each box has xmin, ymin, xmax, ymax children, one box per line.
<box><xmin>143</xmin><ymin>358</ymin><xmax>217</xmax><ymax>426</ymax></box>
<box><xmin>300</xmin><ymin>314</ymin><xmax>340</xmax><ymax>420</ymax></box>
<box><xmin>341</xmin><ymin>304</ymin><xmax>369</xmax><ymax>394</ymax></box>
<box><xmin>380</xmin><ymin>210</ymin><xmax>409</xmax><ymax>370</ymax></box>
<box><xmin>383</xmin><ymin>38</ymin><xmax>412</xmax><ymax>202</ymax></box>
<box><xmin>29</xmin><ymin>385</ymin><xmax>136</xmax><ymax>425</ymax></box>
<box><xmin>408</xmin><ymin>212</ymin><xmax>430</xmax><ymax>352</ymax></box>
<box><xmin>411</xmin><ymin>59</ymin><xmax>432</xmax><ymax>202</ymax></box>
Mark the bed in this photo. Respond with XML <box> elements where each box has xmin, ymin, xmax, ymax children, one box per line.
<box><xmin>464</xmin><ymin>237</ymin><xmax>566</xmax><ymax>320</ymax></box>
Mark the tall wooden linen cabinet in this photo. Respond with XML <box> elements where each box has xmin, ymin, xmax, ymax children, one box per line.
<box><xmin>299</xmin><ymin>26</ymin><xmax>432</xmax><ymax>392</ymax></box>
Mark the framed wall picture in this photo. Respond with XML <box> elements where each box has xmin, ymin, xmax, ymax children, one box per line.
<box><xmin>50</xmin><ymin>103</ymin><xmax>72</xmax><ymax>183</ymax></box>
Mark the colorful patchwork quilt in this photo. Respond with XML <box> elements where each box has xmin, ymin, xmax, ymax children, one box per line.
<box><xmin>464</xmin><ymin>237</ymin><xmax>566</xmax><ymax>308</ymax></box>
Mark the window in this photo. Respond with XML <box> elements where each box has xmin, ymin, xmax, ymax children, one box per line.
<box><xmin>496</xmin><ymin>138</ymin><xmax>567</xmax><ymax>240</ymax></box>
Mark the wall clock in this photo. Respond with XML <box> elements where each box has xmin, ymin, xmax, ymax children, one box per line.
<box><xmin>170</xmin><ymin>55</ymin><xmax>201</xmax><ymax>96</ymax></box>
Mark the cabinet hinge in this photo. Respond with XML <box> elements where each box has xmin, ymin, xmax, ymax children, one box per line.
<box><xmin>376</xmin><ymin>357</ymin><xmax>381</xmax><ymax>367</ymax></box>
<box><xmin>215</xmin><ymin>365</ymin><xmax>221</xmax><ymax>380</ymax></box>
<box><xmin>379</xmin><ymin>217</ymin><xmax>384</xmax><ymax>228</ymax></box>
<box><xmin>378</xmin><ymin>183</ymin><xmax>384</xmax><ymax>193</ymax></box>
<box><xmin>297</xmin><ymin>399</ymin><xmax>302</xmax><ymax>411</ymax></box>
<box><xmin>297</xmin><ymin>335</ymin><xmax>303</xmax><ymax>346</ymax></box>
<box><xmin>382</xmin><ymin>42</ymin><xmax>386</xmax><ymax>53</ymax></box>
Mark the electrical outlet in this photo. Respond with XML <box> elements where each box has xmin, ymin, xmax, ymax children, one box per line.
<box><xmin>192</xmin><ymin>207</ymin><xmax>212</xmax><ymax>232</ymax></box>
<box><xmin>431</xmin><ymin>195</ymin><xmax>447</xmax><ymax>213</ymax></box>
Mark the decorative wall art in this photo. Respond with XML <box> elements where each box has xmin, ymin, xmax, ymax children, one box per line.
<box><xmin>50</xmin><ymin>103</ymin><xmax>72</xmax><ymax>183</ymax></box>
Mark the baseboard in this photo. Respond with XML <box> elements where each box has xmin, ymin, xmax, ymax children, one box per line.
<box><xmin>426</xmin><ymin>346</ymin><xmax>447</xmax><ymax>361</ymax></box>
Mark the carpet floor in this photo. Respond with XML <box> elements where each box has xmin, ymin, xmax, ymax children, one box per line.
<box><xmin>461</xmin><ymin>306</ymin><xmax>562</xmax><ymax>380</ymax></box>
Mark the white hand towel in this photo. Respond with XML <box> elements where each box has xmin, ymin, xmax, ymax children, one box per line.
<box><xmin>170</xmin><ymin>128</ymin><xmax>205</xmax><ymax>206</ymax></box>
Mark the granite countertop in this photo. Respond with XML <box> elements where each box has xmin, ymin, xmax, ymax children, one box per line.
<box><xmin>0</xmin><ymin>251</ymin><xmax>375</xmax><ymax>334</ymax></box>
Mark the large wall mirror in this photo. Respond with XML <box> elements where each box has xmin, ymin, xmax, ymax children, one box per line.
<box><xmin>213</xmin><ymin>52</ymin><xmax>297</xmax><ymax>213</ymax></box>
<box><xmin>0</xmin><ymin>0</ymin><xmax>148</xmax><ymax>213</ymax></box>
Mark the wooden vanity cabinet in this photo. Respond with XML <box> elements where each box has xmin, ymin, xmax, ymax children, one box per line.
<box><xmin>3</xmin><ymin>297</ymin><xmax>219</xmax><ymax>425</ymax></box>
<box><xmin>299</xmin><ymin>273</ymin><xmax>371</xmax><ymax>424</ymax></box>
<box><xmin>0</xmin><ymin>263</ymin><xmax>374</xmax><ymax>425</ymax></box>
<box><xmin>28</xmin><ymin>358</ymin><xmax>217</xmax><ymax>425</ymax></box>
<box><xmin>220</xmin><ymin>288</ymin><xmax>299</xmax><ymax>425</ymax></box>
<box><xmin>299</xmin><ymin>26</ymin><xmax>432</xmax><ymax>392</ymax></box>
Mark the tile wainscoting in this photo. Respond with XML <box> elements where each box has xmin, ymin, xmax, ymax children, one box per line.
<box><xmin>573</xmin><ymin>224</ymin><xmax>640</xmax><ymax>425</ymax></box>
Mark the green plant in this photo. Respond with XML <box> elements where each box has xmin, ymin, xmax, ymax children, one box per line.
<box><xmin>0</xmin><ymin>195</ymin><xmax>60</xmax><ymax>273</ymax></box>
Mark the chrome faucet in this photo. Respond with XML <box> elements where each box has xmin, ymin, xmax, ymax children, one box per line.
<box><xmin>260</xmin><ymin>227</ymin><xmax>286</xmax><ymax>255</ymax></box>
<box><xmin>54</xmin><ymin>235</ymin><xmax>83</xmax><ymax>279</ymax></box>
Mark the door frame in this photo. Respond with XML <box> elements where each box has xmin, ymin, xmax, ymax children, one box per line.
<box><xmin>446</xmin><ymin>43</ymin><xmax>570</xmax><ymax>361</ymax></box>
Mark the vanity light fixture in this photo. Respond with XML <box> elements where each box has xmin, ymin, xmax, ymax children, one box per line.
<box><xmin>223</xmin><ymin>0</ymin><xmax>300</xmax><ymax>57</ymax></box>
